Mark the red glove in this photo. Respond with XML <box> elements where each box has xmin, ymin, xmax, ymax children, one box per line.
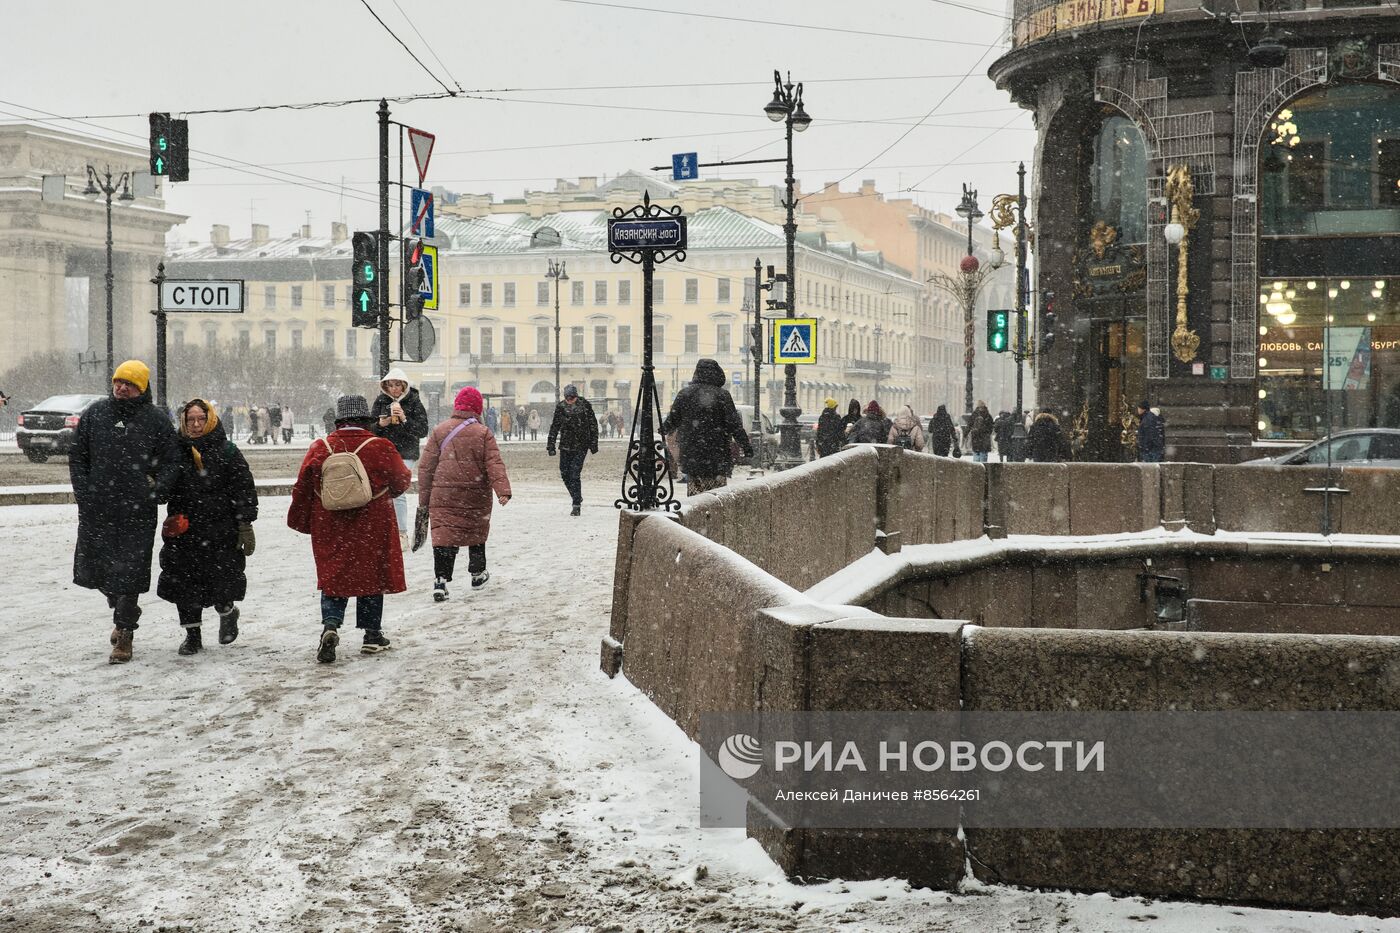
<box><xmin>162</xmin><ymin>513</ymin><xmax>190</xmax><ymax>538</ymax></box>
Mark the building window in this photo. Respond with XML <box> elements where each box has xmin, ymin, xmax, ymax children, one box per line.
<box><xmin>594</xmin><ymin>325</ymin><xmax>607</xmax><ymax>357</ymax></box>
<box><xmin>264</xmin><ymin>330</ymin><xmax>276</xmax><ymax>352</ymax></box>
<box><xmin>617</xmin><ymin>325</ymin><xmax>632</xmax><ymax>355</ymax></box>
<box><xmin>290</xmin><ymin>286</ymin><xmax>303</xmax><ymax>309</ymax></box>
<box><xmin>654</xmin><ymin>280</ymin><xmax>665</xmax><ymax>303</ymax></box>
<box><xmin>653</xmin><ymin>324</ymin><xmax>665</xmax><ymax>352</ymax></box>
<box><xmin>458</xmin><ymin>328</ymin><xmax>472</xmax><ymax>356</ymax></box>
<box><xmin>172</xmin><ymin>329</ymin><xmax>185</xmax><ymax>347</ymax></box>
<box><xmin>685</xmin><ymin>278</ymin><xmax>698</xmax><ymax>303</ymax></box>
<box><xmin>571</xmin><ymin>326</ymin><xmax>584</xmax><ymax>355</ymax></box>
<box><xmin>537</xmin><ymin>326</ymin><xmax>550</xmax><ymax>354</ymax></box>
<box><xmin>717</xmin><ymin>323</ymin><xmax>731</xmax><ymax>354</ymax></box>
<box><xmin>238</xmin><ymin>331</ymin><xmax>251</xmax><ymax>351</ymax></box>
<box><xmin>595</xmin><ymin>281</ymin><xmax>607</xmax><ymax>304</ymax></box>
<box><xmin>572</xmin><ymin>280</ymin><xmax>584</xmax><ymax>305</ymax></box>
<box><xmin>345</xmin><ymin>330</ymin><xmax>356</xmax><ymax>357</ymax></box>
<box><xmin>619</xmin><ymin>280</ymin><xmax>632</xmax><ymax>305</ymax></box>
<box><xmin>459</xmin><ymin>283</ymin><xmax>471</xmax><ymax>307</ymax></box>
<box><xmin>503</xmin><ymin>282</ymin><xmax>516</xmax><ymax>307</ymax></box>
<box><xmin>537</xmin><ymin>281</ymin><xmax>550</xmax><ymax>306</ymax></box>
<box><xmin>481</xmin><ymin>283</ymin><xmax>493</xmax><ymax>307</ymax></box>
<box><xmin>323</xmin><ymin>329</ymin><xmax>335</xmax><ymax>354</ymax></box>
<box><xmin>344</xmin><ymin>285</ymin><xmax>354</xmax><ymax>306</ymax></box>
<box><xmin>684</xmin><ymin>324</ymin><xmax>698</xmax><ymax>354</ymax></box>
<box><xmin>502</xmin><ymin>379</ymin><xmax>516</xmax><ymax>402</ymax></box>
<box><xmin>264</xmin><ymin>286</ymin><xmax>276</xmax><ymax>309</ymax></box>
<box><xmin>323</xmin><ymin>285</ymin><xmax>336</xmax><ymax>308</ymax></box>
<box><xmin>1091</xmin><ymin>113</ymin><xmax>1148</xmax><ymax>244</ymax></box>
<box><xmin>291</xmin><ymin>329</ymin><xmax>303</xmax><ymax>350</ymax></box>
<box><xmin>503</xmin><ymin>326</ymin><xmax>516</xmax><ymax>355</ymax></box>
<box><xmin>718</xmin><ymin>278</ymin><xmax>731</xmax><ymax>303</ymax></box>
<box><xmin>205</xmin><ymin>330</ymin><xmax>218</xmax><ymax>350</ymax></box>
<box><xmin>479</xmin><ymin>327</ymin><xmax>493</xmax><ymax>358</ymax></box>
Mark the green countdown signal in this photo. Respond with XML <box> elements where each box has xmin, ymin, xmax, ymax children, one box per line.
<box><xmin>148</xmin><ymin>112</ymin><xmax>189</xmax><ymax>181</ymax></box>
<box><xmin>351</xmin><ymin>232</ymin><xmax>381</xmax><ymax>327</ymax></box>
<box><xmin>987</xmin><ymin>309</ymin><xmax>1010</xmax><ymax>353</ymax></box>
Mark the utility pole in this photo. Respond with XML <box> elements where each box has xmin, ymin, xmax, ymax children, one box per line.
<box><xmin>83</xmin><ymin>166</ymin><xmax>133</xmax><ymax>379</ymax></box>
<box><xmin>547</xmin><ymin>259</ymin><xmax>568</xmax><ymax>403</ymax></box>
<box><xmin>377</xmin><ymin>98</ymin><xmax>391</xmax><ymax>378</ymax></box>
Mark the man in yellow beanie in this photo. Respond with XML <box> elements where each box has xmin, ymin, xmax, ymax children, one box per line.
<box><xmin>69</xmin><ymin>360</ymin><xmax>182</xmax><ymax>663</ymax></box>
<box><xmin>815</xmin><ymin>397</ymin><xmax>845</xmax><ymax>458</ymax></box>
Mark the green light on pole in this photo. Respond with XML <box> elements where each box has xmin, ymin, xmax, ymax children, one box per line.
<box><xmin>987</xmin><ymin>309</ymin><xmax>1010</xmax><ymax>353</ymax></box>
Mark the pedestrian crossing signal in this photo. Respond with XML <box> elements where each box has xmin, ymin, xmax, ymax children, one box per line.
<box><xmin>148</xmin><ymin>112</ymin><xmax>189</xmax><ymax>182</ymax></box>
<box><xmin>351</xmin><ymin>232</ymin><xmax>381</xmax><ymax>327</ymax></box>
<box><xmin>987</xmin><ymin>309</ymin><xmax>1011</xmax><ymax>353</ymax></box>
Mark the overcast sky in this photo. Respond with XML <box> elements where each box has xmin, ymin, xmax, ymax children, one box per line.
<box><xmin>2</xmin><ymin>0</ymin><xmax>1034</xmax><ymax>244</ymax></box>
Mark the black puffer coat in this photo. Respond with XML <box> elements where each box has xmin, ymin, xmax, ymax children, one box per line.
<box><xmin>968</xmin><ymin>404</ymin><xmax>995</xmax><ymax>454</ymax></box>
<box><xmin>848</xmin><ymin>414</ymin><xmax>893</xmax><ymax>445</ymax></box>
<box><xmin>661</xmin><ymin>358</ymin><xmax>752</xmax><ymax>478</ymax></box>
<box><xmin>70</xmin><ymin>388</ymin><xmax>181</xmax><ymax>595</ymax></box>
<box><xmin>1028</xmin><ymin>411</ymin><xmax>1066</xmax><ymax>463</ymax></box>
<box><xmin>548</xmin><ymin>396</ymin><xmax>599</xmax><ymax>452</ymax></box>
<box><xmin>157</xmin><ymin>416</ymin><xmax>258</xmax><ymax>608</ymax></box>
<box><xmin>371</xmin><ymin>387</ymin><xmax>430</xmax><ymax>461</ymax></box>
<box><xmin>928</xmin><ymin>406</ymin><xmax>958</xmax><ymax>457</ymax></box>
<box><xmin>815</xmin><ymin>407</ymin><xmax>846</xmax><ymax>457</ymax></box>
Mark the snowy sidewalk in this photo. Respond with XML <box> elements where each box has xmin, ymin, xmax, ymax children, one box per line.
<box><xmin>1</xmin><ymin>486</ymin><xmax>1396</xmax><ymax>932</ymax></box>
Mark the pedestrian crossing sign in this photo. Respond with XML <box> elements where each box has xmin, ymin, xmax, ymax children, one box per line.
<box><xmin>771</xmin><ymin>318</ymin><xmax>817</xmax><ymax>365</ymax></box>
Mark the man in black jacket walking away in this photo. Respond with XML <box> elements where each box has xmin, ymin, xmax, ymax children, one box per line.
<box><xmin>1136</xmin><ymin>400</ymin><xmax>1166</xmax><ymax>462</ymax></box>
<box><xmin>70</xmin><ymin>360</ymin><xmax>182</xmax><ymax>664</ymax></box>
<box><xmin>815</xmin><ymin>398</ymin><xmax>845</xmax><ymax>457</ymax></box>
<box><xmin>547</xmin><ymin>385</ymin><xmax>599</xmax><ymax>516</ymax></box>
<box><xmin>661</xmin><ymin>359</ymin><xmax>753</xmax><ymax>495</ymax></box>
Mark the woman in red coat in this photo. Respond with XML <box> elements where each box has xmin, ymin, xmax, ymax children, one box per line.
<box><xmin>288</xmin><ymin>394</ymin><xmax>412</xmax><ymax>663</ymax></box>
<box><xmin>417</xmin><ymin>386</ymin><xmax>511</xmax><ymax>602</ymax></box>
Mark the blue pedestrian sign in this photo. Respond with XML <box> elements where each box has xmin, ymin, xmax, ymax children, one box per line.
<box><xmin>419</xmin><ymin>243</ymin><xmax>439</xmax><ymax>310</ymax></box>
<box><xmin>411</xmin><ymin>188</ymin><xmax>434</xmax><ymax>237</ymax></box>
<box><xmin>672</xmin><ymin>152</ymin><xmax>698</xmax><ymax>181</ymax></box>
<box><xmin>771</xmin><ymin>318</ymin><xmax>817</xmax><ymax>365</ymax></box>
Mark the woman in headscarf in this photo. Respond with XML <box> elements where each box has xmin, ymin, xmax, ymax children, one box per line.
<box><xmin>157</xmin><ymin>399</ymin><xmax>259</xmax><ymax>656</ymax></box>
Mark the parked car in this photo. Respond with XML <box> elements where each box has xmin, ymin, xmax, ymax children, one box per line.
<box><xmin>1244</xmin><ymin>428</ymin><xmax>1400</xmax><ymax>468</ymax></box>
<box><xmin>16</xmin><ymin>394</ymin><xmax>103</xmax><ymax>462</ymax></box>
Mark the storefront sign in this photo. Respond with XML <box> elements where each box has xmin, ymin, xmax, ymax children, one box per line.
<box><xmin>1324</xmin><ymin>327</ymin><xmax>1373</xmax><ymax>391</ymax></box>
<box><xmin>1014</xmin><ymin>0</ymin><xmax>1164</xmax><ymax>47</ymax></box>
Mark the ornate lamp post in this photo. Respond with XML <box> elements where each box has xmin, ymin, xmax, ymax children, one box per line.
<box><xmin>545</xmin><ymin>258</ymin><xmax>569</xmax><ymax>403</ymax></box>
<box><xmin>989</xmin><ymin>162</ymin><xmax>1035</xmax><ymax>460</ymax></box>
<box><xmin>762</xmin><ymin>69</ymin><xmax>811</xmax><ymax>468</ymax></box>
<box><xmin>83</xmin><ymin>165</ymin><xmax>135</xmax><ymax>379</ymax></box>
<box><xmin>927</xmin><ymin>183</ymin><xmax>995</xmax><ymax>418</ymax></box>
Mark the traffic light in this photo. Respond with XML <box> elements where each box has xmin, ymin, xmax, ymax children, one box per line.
<box><xmin>351</xmin><ymin>232</ymin><xmax>381</xmax><ymax>327</ymax></box>
<box><xmin>987</xmin><ymin>309</ymin><xmax>1011</xmax><ymax>353</ymax></box>
<box><xmin>403</xmin><ymin>239</ymin><xmax>425</xmax><ymax>322</ymax></box>
<box><xmin>148</xmin><ymin>113</ymin><xmax>189</xmax><ymax>181</ymax></box>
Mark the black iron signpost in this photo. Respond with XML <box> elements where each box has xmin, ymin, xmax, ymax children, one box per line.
<box><xmin>152</xmin><ymin>262</ymin><xmax>246</xmax><ymax>411</ymax></box>
<box><xmin>609</xmin><ymin>193</ymin><xmax>687</xmax><ymax>512</ymax></box>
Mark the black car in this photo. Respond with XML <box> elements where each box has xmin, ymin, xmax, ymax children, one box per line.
<box><xmin>16</xmin><ymin>394</ymin><xmax>103</xmax><ymax>462</ymax></box>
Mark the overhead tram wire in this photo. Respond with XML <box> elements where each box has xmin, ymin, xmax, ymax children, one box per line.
<box><xmin>357</xmin><ymin>0</ymin><xmax>457</xmax><ymax>96</ymax></box>
<box><xmin>387</xmin><ymin>0</ymin><xmax>465</xmax><ymax>94</ymax></box>
<box><xmin>550</xmin><ymin>0</ymin><xmax>995</xmax><ymax>46</ymax></box>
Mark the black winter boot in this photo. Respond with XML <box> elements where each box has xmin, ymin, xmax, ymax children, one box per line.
<box><xmin>217</xmin><ymin>605</ymin><xmax>240</xmax><ymax>645</ymax></box>
<box><xmin>178</xmin><ymin>627</ymin><xmax>203</xmax><ymax>656</ymax></box>
<box><xmin>361</xmin><ymin>630</ymin><xmax>392</xmax><ymax>654</ymax></box>
<box><xmin>317</xmin><ymin>626</ymin><xmax>339</xmax><ymax>664</ymax></box>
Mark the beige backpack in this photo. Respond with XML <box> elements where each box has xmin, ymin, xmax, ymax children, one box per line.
<box><xmin>317</xmin><ymin>437</ymin><xmax>387</xmax><ymax>511</ymax></box>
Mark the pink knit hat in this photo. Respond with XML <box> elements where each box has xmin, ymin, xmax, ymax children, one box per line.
<box><xmin>454</xmin><ymin>386</ymin><xmax>483</xmax><ymax>414</ymax></box>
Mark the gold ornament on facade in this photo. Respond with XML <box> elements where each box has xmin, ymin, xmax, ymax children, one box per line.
<box><xmin>1089</xmin><ymin>220</ymin><xmax>1118</xmax><ymax>260</ymax></box>
<box><xmin>1070</xmin><ymin>400</ymin><xmax>1090</xmax><ymax>455</ymax></box>
<box><xmin>1165</xmin><ymin>164</ymin><xmax>1201</xmax><ymax>364</ymax></box>
<box><xmin>1120</xmin><ymin>396</ymin><xmax>1140</xmax><ymax>455</ymax></box>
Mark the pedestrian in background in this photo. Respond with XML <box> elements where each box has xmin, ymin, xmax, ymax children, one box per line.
<box><xmin>322</xmin><ymin>405</ymin><xmax>336</xmax><ymax>437</ymax></box>
<box><xmin>258</xmin><ymin>405</ymin><xmax>272</xmax><ymax>445</ymax></box>
<box><xmin>248</xmin><ymin>405</ymin><xmax>261</xmax><ymax>444</ymax></box>
<box><xmin>888</xmin><ymin>404</ymin><xmax>926</xmax><ymax>452</ymax></box>
<box><xmin>1137</xmin><ymin>400</ymin><xmax>1166</xmax><ymax>463</ymax></box>
<box><xmin>842</xmin><ymin>399</ymin><xmax>861</xmax><ymax>435</ymax></box>
<box><xmin>993</xmin><ymin>410</ymin><xmax>1015</xmax><ymax>461</ymax></box>
<box><xmin>485</xmin><ymin>405</ymin><xmax>499</xmax><ymax>437</ymax></box>
<box><xmin>661</xmin><ymin>358</ymin><xmax>752</xmax><ymax>496</ymax></box>
<box><xmin>281</xmin><ymin>406</ymin><xmax>295</xmax><ymax>444</ymax></box>
<box><xmin>289</xmin><ymin>394</ymin><xmax>411</xmax><ymax>664</ymax></box>
<box><xmin>968</xmin><ymin>400</ymin><xmax>995</xmax><ymax>463</ymax></box>
<box><xmin>546</xmin><ymin>384</ymin><xmax>598</xmax><ymax>516</ymax></box>
<box><xmin>928</xmin><ymin>405</ymin><xmax>959</xmax><ymax>458</ymax></box>
<box><xmin>516</xmin><ymin>406</ymin><xmax>528</xmax><ymax>441</ymax></box>
<box><xmin>527</xmin><ymin>408</ymin><xmax>541</xmax><ymax>441</ymax></box>
<box><xmin>268</xmin><ymin>403</ymin><xmax>282</xmax><ymax>445</ymax></box>
<box><xmin>500</xmin><ymin>407</ymin><xmax>512</xmax><ymax>441</ymax></box>
<box><xmin>1029</xmin><ymin>408</ymin><xmax>1067</xmax><ymax>463</ymax></box>
<box><xmin>69</xmin><ymin>360</ymin><xmax>181</xmax><ymax>664</ymax></box>
<box><xmin>371</xmin><ymin>367</ymin><xmax>430</xmax><ymax>547</ymax></box>
<box><xmin>847</xmin><ymin>400</ymin><xmax>891</xmax><ymax>445</ymax></box>
<box><xmin>157</xmin><ymin>399</ymin><xmax>258</xmax><ymax>656</ymax></box>
<box><xmin>417</xmin><ymin>386</ymin><xmax>512</xmax><ymax>602</ymax></box>
<box><xmin>815</xmin><ymin>398</ymin><xmax>845</xmax><ymax>457</ymax></box>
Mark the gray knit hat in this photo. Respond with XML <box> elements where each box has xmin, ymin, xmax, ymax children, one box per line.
<box><xmin>335</xmin><ymin>394</ymin><xmax>371</xmax><ymax>421</ymax></box>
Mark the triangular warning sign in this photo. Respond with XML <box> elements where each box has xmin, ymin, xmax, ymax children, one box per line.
<box><xmin>781</xmin><ymin>326</ymin><xmax>809</xmax><ymax>356</ymax></box>
<box><xmin>408</xmin><ymin>128</ymin><xmax>435</xmax><ymax>186</ymax></box>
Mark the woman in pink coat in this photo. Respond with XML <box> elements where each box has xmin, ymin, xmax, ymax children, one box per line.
<box><xmin>417</xmin><ymin>386</ymin><xmax>512</xmax><ymax>602</ymax></box>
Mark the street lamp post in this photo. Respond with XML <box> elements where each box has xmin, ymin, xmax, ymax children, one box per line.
<box><xmin>953</xmin><ymin>183</ymin><xmax>983</xmax><ymax>417</ymax></box>
<box><xmin>546</xmin><ymin>259</ymin><xmax>568</xmax><ymax>404</ymax></box>
<box><xmin>990</xmin><ymin>162</ymin><xmax>1035</xmax><ymax>460</ymax></box>
<box><xmin>83</xmin><ymin>165</ymin><xmax>134</xmax><ymax>380</ymax></box>
<box><xmin>763</xmin><ymin>69</ymin><xmax>811</xmax><ymax>468</ymax></box>
<box><xmin>873</xmin><ymin>324</ymin><xmax>883</xmax><ymax>400</ymax></box>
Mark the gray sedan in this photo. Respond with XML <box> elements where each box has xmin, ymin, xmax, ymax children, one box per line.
<box><xmin>1247</xmin><ymin>428</ymin><xmax>1400</xmax><ymax>468</ymax></box>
